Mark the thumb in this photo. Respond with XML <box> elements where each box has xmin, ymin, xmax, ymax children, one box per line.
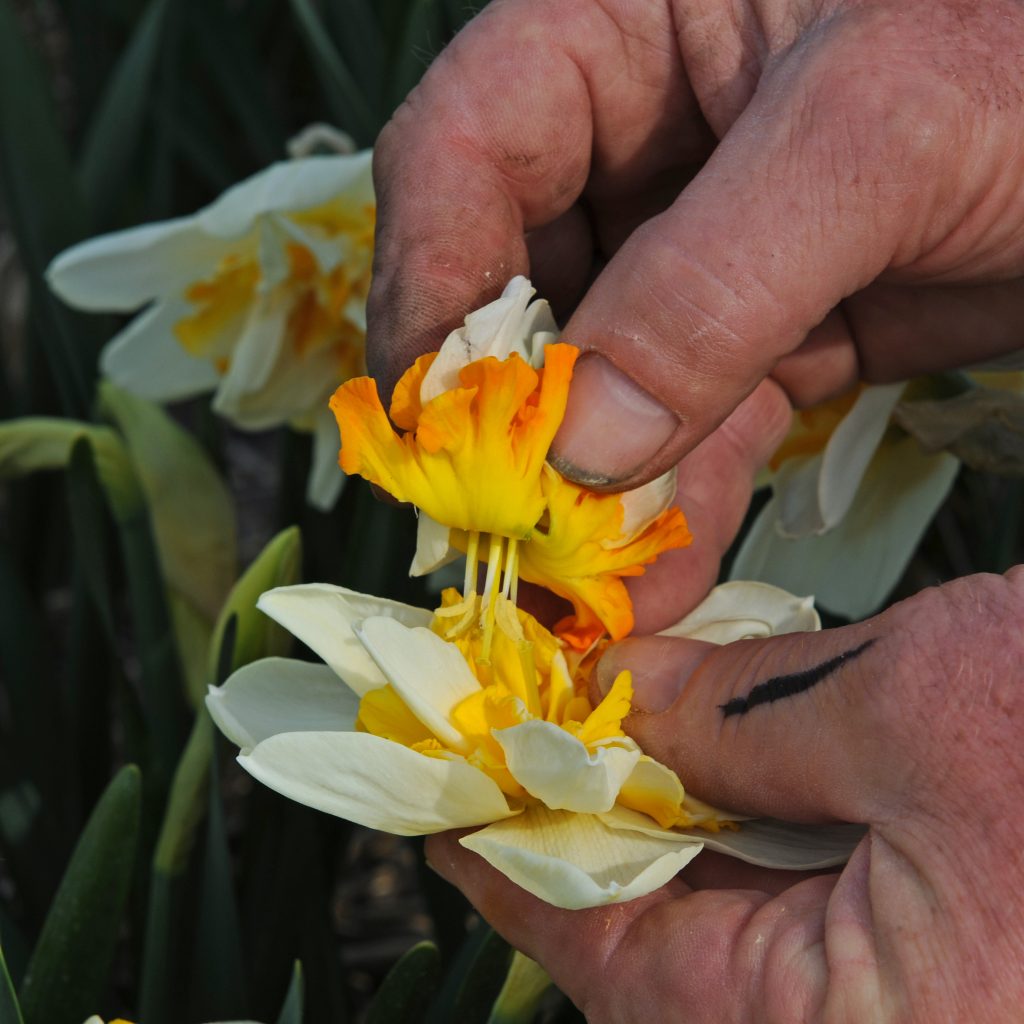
<box><xmin>550</xmin><ymin>13</ymin><xmax>956</xmax><ymax>488</ymax></box>
<box><xmin>595</xmin><ymin>577</ymin><xmax>1017</xmax><ymax>826</ymax></box>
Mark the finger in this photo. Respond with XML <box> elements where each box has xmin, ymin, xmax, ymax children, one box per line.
<box><xmin>549</xmin><ymin>9</ymin><xmax>1023</xmax><ymax>488</ymax></box>
<box><xmin>598</xmin><ymin>573</ymin><xmax>1023</xmax><ymax>825</ymax></box>
<box><xmin>426</xmin><ymin>829</ymin><xmax>839</xmax><ymax>1022</ymax></box>
<box><xmin>629</xmin><ymin>377</ymin><xmax>792</xmax><ymax>634</ymax></box>
<box><xmin>366</xmin><ymin>0</ymin><xmax>707</xmax><ymax>402</ymax></box>
<box><xmin>773</xmin><ymin>279</ymin><xmax>1024</xmax><ymax>407</ymax></box>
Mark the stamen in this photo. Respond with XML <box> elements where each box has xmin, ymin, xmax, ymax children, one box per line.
<box><xmin>480</xmin><ymin>533</ymin><xmax>505</xmax><ymax>662</ymax></box>
<box><xmin>464</xmin><ymin>530</ymin><xmax>480</xmax><ymax>597</ymax></box>
<box><xmin>501</xmin><ymin>538</ymin><xmax>519</xmax><ymax>600</ymax></box>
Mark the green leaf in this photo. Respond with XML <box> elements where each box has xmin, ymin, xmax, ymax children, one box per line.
<box><xmin>450</xmin><ymin>929</ymin><xmax>514</xmax><ymax>1024</ymax></box>
<box><xmin>0</xmin><ymin>417</ymin><xmax>142</xmax><ymax>521</ymax></box>
<box><xmin>188</xmin><ymin>746</ymin><xmax>247</xmax><ymax>1020</ymax></box>
<box><xmin>0</xmin><ymin>0</ymin><xmax>94</xmax><ymax>416</ymax></box>
<box><xmin>208</xmin><ymin>525</ymin><xmax>303</xmax><ymax>682</ymax></box>
<box><xmin>427</xmin><ymin>925</ymin><xmax>511</xmax><ymax>1024</ymax></box>
<box><xmin>99</xmin><ymin>382</ymin><xmax>237</xmax><ymax>622</ymax></box>
<box><xmin>141</xmin><ymin>713</ymin><xmax>214</xmax><ymax>1024</ymax></box>
<box><xmin>487</xmin><ymin>952</ymin><xmax>551</xmax><ymax>1024</ymax></box>
<box><xmin>288</xmin><ymin>0</ymin><xmax>376</xmax><ymax>145</ymax></box>
<box><xmin>17</xmin><ymin>765</ymin><xmax>141</xmax><ymax>1024</ymax></box>
<box><xmin>389</xmin><ymin>0</ymin><xmax>448</xmax><ymax>111</ymax></box>
<box><xmin>367</xmin><ymin>942</ymin><xmax>441</xmax><ymax>1024</ymax></box>
<box><xmin>275</xmin><ymin>961</ymin><xmax>304</xmax><ymax>1024</ymax></box>
<box><xmin>66</xmin><ymin>440</ymin><xmax>116</xmax><ymax>640</ymax></box>
<box><xmin>78</xmin><ymin>0</ymin><xmax>170</xmax><ymax>223</ymax></box>
<box><xmin>0</xmin><ymin>944</ymin><xmax>25</xmax><ymax>1024</ymax></box>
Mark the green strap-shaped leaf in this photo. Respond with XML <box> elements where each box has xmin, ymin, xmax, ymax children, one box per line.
<box><xmin>275</xmin><ymin>962</ymin><xmax>304</xmax><ymax>1024</ymax></box>
<box><xmin>208</xmin><ymin>525</ymin><xmax>303</xmax><ymax>681</ymax></box>
<box><xmin>427</xmin><ymin>926</ymin><xmax>512</xmax><ymax>1024</ymax></box>
<box><xmin>77</xmin><ymin>0</ymin><xmax>170</xmax><ymax>223</ymax></box>
<box><xmin>0</xmin><ymin>418</ymin><xmax>142</xmax><ymax>522</ymax></box>
<box><xmin>99</xmin><ymin>382</ymin><xmax>237</xmax><ymax>624</ymax></box>
<box><xmin>288</xmin><ymin>0</ymin><xmax>376</xmax><ymax>145</ymax></box>
<box><xmin>0</xmin><ymin>0</ymin><xmax>92</xmax><ymax>416</ymax></box>
<box><xmin>487</xmin><ymin>952</ymin><xmax>551</xmax><ymax>1024</ymax></box>
<box><xmin>0</xmin><ymin>944</ymin><xmax>24</xmax><ymax>1024</ymax></box>
<box><xmin>367</xmin><ymin>942</ymin><xmax>441</xmax><ymax>1024</ymax></box>
<box><xmin>17</xmin><ymin>766</ymin><xmax>142</xmax><ymax>1024</ymax></box>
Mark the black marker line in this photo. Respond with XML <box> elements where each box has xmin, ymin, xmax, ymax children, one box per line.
<box><xmin>720</xmin><ymin>638</ymin><xmax>876</xmax><ymax>718</ymax></box>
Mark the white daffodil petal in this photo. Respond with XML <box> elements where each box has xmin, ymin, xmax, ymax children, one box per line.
<box><xmin>47</xmin><ymin>217</ymin><xmax>231</xmax><ymax>310</ymax></box>
<box><xmin>305</xmin><ymin>406</ymin><xmax>346</xmax><ymax>512</ymax></box>
<box><xmin>410</xmin><ymin>512</ymin><xmax>459</xmax><ymax>576</ymax></box>
<box><xmin>257</xmin><ymin>584</ymin><xmax>432</xmax><ymax>696</ymax></box>
<box><xmin>813</xmin><ymin>383</ymin><xmax>906</xmax><ymax>531</ymax></box>
<box><xmin>494</xmin><ymin>721</ymin><xmax>641</xmax><ymax>814</ymax></box>
<box><xmin>212</xmin><ymin>296</ymin><xmax>290</xmax><ymax>413</ymax></box>
<box><xmin>99</xmin><ymin>298</ymin><xmax>220</xmax><ymax>401</ymax></box>
<box><xmin>730</xmin><ymin>438</ymin><xmax>958</xmax><ymax>619</ymax></box>
<box><xmin>421</xmin><ymin>276</ymin><xmax>554</xmax><ymax>402</ymax></box>
<box><xmin>658</xmin><ymin>581</ymin><xmax>819</xmax><ymax>643</ymax></box>
<box><xmin>600</xmin><ymin>805</ymin><xmax>864</xmax><ymax>870</ymax></box>
<box><xmin>356</xmin><ymin>618</ymin><xmax>481</xmax><ymax>750</ymax></box>
<box><xmin>197</xmin><ymin>153</ymin><xmax>374</xmax><ymax>238</ymax></box>
<box><xmin>240</xmin><ymin>731</ymin><xmax>513</xmax><ymax>836</ymax></box>
<box><xmin>461</xmin><ymin>807</ymin><xmax>703</xmax><ymax>910</ymax></box>
<box><xmin>613</xmin><ymin>467</ymin><xmax>678</xmax><ymax>542</ymax></box>
<box><xmin>206</xmin><ymin>656</ymin><xmax>358</xmax><ymax>752</ymax></box>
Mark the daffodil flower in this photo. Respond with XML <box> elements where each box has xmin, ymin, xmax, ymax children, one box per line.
<box><xmin>207</xmin><ymin>579</ymin><xmax>860</xmax><ymax>911</ymax></box>
<box><xmin>329</xmin><ymin>277</ymin><xmax>691</xmax><ymax>648</ymax></box>
<box><xmin>47</xmin><ymin>150</ymin><xmax>375</xmax><ymax>510</ymax></box>
<box><xmin>730</xmin><ymin>382</ymin><xmax>960</xmax><ymax>618</ymax></box>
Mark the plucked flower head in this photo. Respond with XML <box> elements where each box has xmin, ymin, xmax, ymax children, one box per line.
<box><xmin>208</xmin><ymin>580</ymin><xmax>859</xmax><ymax>910</ymax></box>
<box><xmin>330</xmin><ymin>276</ymin><xmax>691</xmax><ymax>648</ymax></box>
<box><xmin>47</xmin><ymin>148</ymin><xmax>375</xmax><ymax>510</ymax></box>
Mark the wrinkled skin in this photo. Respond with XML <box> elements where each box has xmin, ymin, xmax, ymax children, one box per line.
<box><xmin>369</xmin><ymin>1</ymin><xmax>1024</xmax><ymax>1019</ymax></box>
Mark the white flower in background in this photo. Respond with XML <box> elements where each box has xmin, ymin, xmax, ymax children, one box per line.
<box><xmin>730</xmin><ymin>383</ymin><xmax>959</xmax><ymax>619</ymax></box>
<box><xmin>47</xmin><ymin>150</ymin><xmax>374</xmax><ymax>510</ymax></box>
<box><xmin>207</xmin><ymin>579</ymin><xmax>859</xmax><ymax>911</ymax></box>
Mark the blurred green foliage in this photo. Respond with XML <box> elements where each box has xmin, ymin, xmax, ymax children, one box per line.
<box><xmin>0</xmin><ymin>0</ymin><xmax>590</xmax><ymax>1020</ymax></box>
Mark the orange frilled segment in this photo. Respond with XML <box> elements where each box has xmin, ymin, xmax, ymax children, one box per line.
<box><xmin>330</xmin><ymin>344</ymin><xmax>579</xmax><ymax>539</ymax></box>
<box><xmin>518</xmin><ymin>465</ymin><xmax>693</xmax><ymax>650</ymax></box>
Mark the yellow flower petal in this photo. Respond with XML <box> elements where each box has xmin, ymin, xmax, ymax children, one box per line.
<box><xmin>519</xmin><ymin>466</ymin><xmax>692</xmax><ymax>648</ymax></box>
<box><xmin>331</xmin><ymin>344</ymin><xmax>578</xmax><ymax>538</ymax></box>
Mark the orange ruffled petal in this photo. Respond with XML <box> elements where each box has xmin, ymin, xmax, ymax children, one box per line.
<box><xmin>518</xmin><ymin>465</ymin><xmax>692</xmax><ymax>649</ymax></box>
<box><xmin>330</xmin><ymin>343</ymin><xmax>578</xmax><ymax>538</ymax></box>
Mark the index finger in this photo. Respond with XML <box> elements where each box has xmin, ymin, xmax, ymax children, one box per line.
<box><xmin>366</xmin><ymin>0</ymin><xmax>703</xmax><ymax>402</ymax></box>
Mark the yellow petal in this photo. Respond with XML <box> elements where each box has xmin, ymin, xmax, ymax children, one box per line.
<box><xmin>519</xmin><ymin>466</ymin><xmax>692</xmax><ymax>649</ymax></box>
<box><xmin>331</xmin><ymin>344</ymin><xmax>578</xmax><ymax>538</ymax></box>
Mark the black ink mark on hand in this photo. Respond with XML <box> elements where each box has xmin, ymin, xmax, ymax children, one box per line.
<box><xmin>720</xmin><ymin>639</ymin><xmax>876</xmax><ymax>718</ymax></box>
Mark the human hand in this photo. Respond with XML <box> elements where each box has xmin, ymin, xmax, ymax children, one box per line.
<box><xmin>368</xmin><ymin>0</ymin><xmax>1024</xmax><ymax>501</ymax></box>
<box><xmin>428</xmin><ymin>568</ymin><xmax>1024</xmax><ymax>1022</ymax></box>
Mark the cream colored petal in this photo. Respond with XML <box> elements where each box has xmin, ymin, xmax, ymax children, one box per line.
<box><xmin>47</xmin><ymin>217</ymin><xmax>231</xmax><ymax>310</ymax></box>
<box><xmin>776</xmin><ymin>384</ymin><xmax>905</xmax><ymax>537</ymax></box>
<box><xmin>658</xmin><ymin>581</ymin><xmax>819</xmax><ymax>643</ymax></box>
<box><xmin>421</xmin><ymin>276</ymin><xmax>555</xmax><ymax>402</ymax></box>
<box><xmin>240</xmin><ymin>730</ymin><xmax>513</xmax><ymax>836</ymax></box>
<box><xmin>460</xmin><ymin>806</ymin><xmax>703</xmax><ymax>910</ymax></box>
<box><xmin>197</xmin><ymin>152</ymin><xmax>374</xmax><ymax>238</ymax></box>
<box><xmin>815</xmin><ymin>383</ymin><xmax>906</xmax><ymax>529</ymax></box>
<box><xmin>612</xmin><ymin>467</ymin><xmax>678</xmax><ymax>542</ymax></box>
<box><xmin>257</xmin><ymin>584</ymin><xmax>432</xmax><ymax>696</ymax></box>
<box><xmin>206</xmin><ymin>656</ymin><xmax>359</xmax><ymax>752</ymax></box>
<box><xmin>493</xmin><ymin>721</ymin><xmax>641</xmax><ymax>814</ymax></box>
<box><xmin>355</xmin><ymin>617</ymin><xmax>480</xmax><ymax>750</ymax></box>
<box><xmin>730</xmin><ymin>438</ymin><xmax>958</xmax><ymax>619</ymax></box>
<box><xmin>600</xmin><ymin>805</ymin><xmax>864</xmax><ymax>870</ymax></box>
<box><xmin>99</xmin><ymin>298</ymin><xmax>220</xmax><ymax>400</ymax></box>
<box><xmin>410</xmin><ymin>512</ymin><xmax>459</xmax><ymax>576</ymax></box>
<box><xmin>305</xmin><ymin>405</ymin><xmax>346</xmax><ymax>512</ymax></box>
<box><xmin>212</xmin><ymin>295</ymin><xmax>289</xmax><ymax>416</ymax></box>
